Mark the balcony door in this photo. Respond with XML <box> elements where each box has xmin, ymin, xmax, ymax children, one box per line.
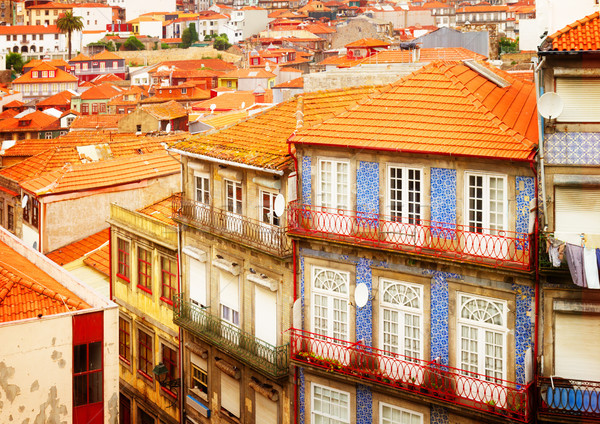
<box><xmin>316</xmin><ymin>159</ymin><xmax>351</xmax><ymax>235</ymax></box>
<box><xmin>255</xmin><ymin>285</ymin><xmax>277</xmax><ymax>347</ymax></box>
<box><xmin>464</xmin><ymin>173</ymin><xmax>508</xmax><ymax>260</ymax></box>
<box><xmin>193</xmin><ymin>173</ymin><xmax>210</xmax><ymax>223</ymax></box>
<box><xmin>383</xmin><ymin>166</ymin><xmax>425</xmax><ymax>247</ymax></box>
<box><xmin>259</xmin><ymin>190</ymin><xmax>281</xmax><ymax>250</ymax></box>
<box><xmin>220</xmin><ymin>271</ymin><xmax>240</xmax><ymax>344</ymax></box>
<box><xmin>225</xmin><ymin>180</ymin><xmax>243</xmax><ymax>234</ymax></box>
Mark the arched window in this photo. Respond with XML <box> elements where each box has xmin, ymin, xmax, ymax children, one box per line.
<box><xmin>312</xmin><ymin>267</ymin><xmax>349</xmax><ymax>340</ymax></box>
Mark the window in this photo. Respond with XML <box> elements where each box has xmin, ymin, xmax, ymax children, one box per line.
<box><xmin>311</xmin><ymin>383</ymin><xmax>350</xmax><ymax>423</ymax></box>
<box><xmin>100</xmin><ymin>103</ymin><xmax>106</xmax><ymax>113</ymax></box>
<box><xmin>191</xmin><ymin>361</ymin><xmax>208</xmax><ymax>395</ymax></box>
<box><xmin>137</xmin><ymin>247</ymin><xmax>152</xmax><ymax>293</ymax></box>
<box><xmin>23</xmin><ymin>197</ymin><xmax>30</xmax><ymax>223</ymax></box>
<box><xmin>317</xmin><ymin>158</ymin><xmax>350</xmax><ymax>210</ymax></box>
<box><xmin>161</xmin><ymin>344</ymin><xmax>178</xmax><ymax>396</ymax></box>
<box><xmin>160</xmin><ymin>257</ymin><xmax>177</xmax><ymax>304</ymax></box>
<box><xmin>220</xmin><ymin>271</ymin><xmax>239</xmax><ymax>327</ymax></box>
<box><xmin>312</xmin><ymin>267</ymin><xmax>349</xmax><ymax>340</ymax></box>
<box><xmin>119</xmin><ymin>317</ymin><xmax>131</xmax><ymax>363</ymax></box>
<box><xmin>225</xmin><ymin>180</ymin><xmax>242</xmax><ymax>214</ymax></box>
<box><xmin>82</xmin><ymin>103</ymin><xmax>89</xmax><ymax>114</ymax></box>
<box><xmin>112</xmin><ymin>61</ymin><xmax>118</xmax><ymax>68</ymax></box>
<box><xmin>466</xmin><ymin>173</ymin><xmax>506</xmax><ymax>233</ymax></box>
<box><xmin>41</xmin><ymin>70</ymin><xmax>48</xmax><ymax>78</ymax></box>
<box><xmin>458</xmin><ymin>293</ymin><xmax>507</xmax><ymax>381</ymax></box>
<box><xmin>7</xmin><ymin>205</ymin><xmax>14</xmax><ymax>231</ymax></box>
<box><xmin>92</xmin><ymin>103</ymin><xmax>98</xmax><ymax>114</ymax></box>
<box><xmin>136</xmin><ymin>124</ymin><xmax>142</xmax><ymax>132</ymax></box>
<box><xmin>73</xmin><ymin>341</ymin><xmax>103</xmax><ymax>407</ymax></box>
<box><xmin>388</xmin><ymin>166</ymin><xmax>422</xmax><ymax>224</ymax></box>
<box><xmin>195</xmin><ymin>174</ymin><xmax>210</xmax><ymax>204</ymax></box>
<box><xmin>138</xmin><ymin>329</ymin><xmax>153</xmax><ymax>380</ymax></box>
<box><xmin>221</xmin><ymin>373</ymin><xmax>240</xmax><ymax>418</ymax></box>
<box><xmin>0</xmin><ymin>199</ymin><xmax>3</xmax><ymax>227</ymax></box>
<box><xmin>32</xmin><ymin>71</ymin><xmax>38</xmax><ymax>78</ymax></box>
<box><xmin>31</xmin><ymin>199</ymin><xmax>39</xmax><ymax>228</ymax></box>
<box><xmin>380</xmin><ymin>279</ymin><xmax>422</xmax><ymax>359</ymax></box>
<box><xmin>260</xmin><ymin>190</ymin><xmax>280</xmax><ymax>226</ymax></box>
<box><xmin>380</xmin><ymin>403</ymin><xmax>422</xmax><ymax>424</ymax></box>
<box><xmin>181</xmin><ymin>88</ymin><xmax>187</xmax><ymax>94</ymax></box>
<box><xmin>117</xmin><ymin>238</ymin><xmax>130</xmax><ymax>281</ymax></box>
<box><xmin>45</xmin><ymin>131</ymin><xmax>53</xmax><ymax>139</ymax></box>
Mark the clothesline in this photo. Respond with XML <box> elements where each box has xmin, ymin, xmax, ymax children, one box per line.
<box><xmin>547</xmin><ymin>235</ymin><xmax>600</xmax><ymax>289</ymax></box>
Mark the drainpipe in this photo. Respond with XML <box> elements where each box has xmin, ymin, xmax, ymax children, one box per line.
<box><xmin>530</xmin><ymin>159</ymin><xmax>540</xmax><ymax>389</ymax></box>
<box><xmin>533</xmin><ymin>55</ymin><xmax>547</xmax><ymax>229</ymax></box>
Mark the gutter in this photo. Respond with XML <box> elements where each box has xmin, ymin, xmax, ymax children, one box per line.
<box><xmin>167</xmin><ymin>147</ymin><xmax>285</xmax><ymax>176</ymax></box>
<box><xmin>533</xmin><ymin>55</ymin><xmax>548</xmax><ymax>230</ymax></box>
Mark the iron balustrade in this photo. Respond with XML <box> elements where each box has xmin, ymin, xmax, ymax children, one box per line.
<box><xmin>287</xmin><ymin>201</ymin><xmax>532</xmax><ymax>271</ymax></box>
<box><xmin>290</xmin><ymin>328</ymin><xmax>532</xmax><ymax>422</ymax></box>
<box><xmin>73</xmin><ymin>67</ymin><xmax>128</xmax><ymax>75</ymax></box>
<box><xmin>172</xmin><ymin>195</ymin><xmax>291</xmax><ymax>257</ymax></box>
<box><xmin>538</xmin><ymin>377</ymin><xmax>600</xmax><ymax>420</ymax></box>
<box><xmin>174</xmin><ymin>294</ymin><xmax>289</xmax><ymax>379</ymax></box>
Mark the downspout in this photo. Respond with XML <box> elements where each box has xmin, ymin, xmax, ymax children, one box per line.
<box><xmin>530</xmin><ymin>159</ymin><xmax>540</xmax><ymax>391</ymax></box>
<box><xmin>533</xmin><ymin>55</ymin><xmax>547</xmax><ymax>229</ymax></box>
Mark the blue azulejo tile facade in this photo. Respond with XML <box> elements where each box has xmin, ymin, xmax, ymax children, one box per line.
<box><xmin>430</xmin><ymin>168</ymin><xmax>456</xmax><ymax>238</ymax></box>
<box><xmin>298</xmin><ymin>368</ymin><xmax>305</xmax><ymax>424</ymax></box>
<box><xmin>301</xmin><ymin>156</ymin><xmax>312</xmax><ymax>205</ymax></box>
<box><xmin>356</xmin><ymin>384</ymin><xmax>373</xmax><ymax>424</ymax></box>
<box><xmin>430</xmin><ymin>405</ymin><xmax>449</xmax><ymax>424</ymax></box>
<box><xmin>356</xmin><ymin>258</ymin><xmax>373</xmax><ymax>346</ymax></box>
<box><xmin>545</xmin><ymin>132</ymin><xmax>600</xmax><ymax>165</ymax></box>
<box><xmin>513</xmin><ymin>283</ymin><xmax>534</xmax><ymax>385</ymax></box>
<box><xmin>515</xmin><ymin>176</ymin><xmax>535</xmax><ymax>249</ymax></box>
<box><xmin>356</xmin><ymin>161</ymin><xmax>379</xmax><ymax>228</ymax></box>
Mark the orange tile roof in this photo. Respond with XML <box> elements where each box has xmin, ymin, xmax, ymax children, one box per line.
<box><xmin>25</xmin><ymin>59</ymin><xmax>69</xmax><ymax>69</ymax></box>
<box><xmin>141</xmin><ymin>100</ymin><xmax>188</xmax><ymax>120</ymax></box>
<box><xmin>70</xmin><ymin>114</ymin><xmax>122</xmax><ymax>129</ymax></box>
<box><xmin>83</xmin><ymin>243</ymin><xmax>109</xmax><ymax>276</ymax></box>
<box><xmin>0</xmin><ymin>240</ymin><xmax>89</xmax><ymax>323</ymax></box>
<box><xmin>0</xmin><ymin>111</ymin><xmax>59</xmax><ymax>132</ymax></box>
<box><xmin>91</xmin><ymin>73</ymin><xmax>124</xmax><ymax>83</ymax></box>
<box><xmin>546</xmin><ymin>11</ymin><xmax>600</xmax><ymax>52</ymax></box>
<box><xmin>290</xmin><ymin>61</ymin><xmax>538</xmax><ymax>161</ymax></box>
<box><xmin>345</xmin><ymin>38</ymin><xmax>391</xmax><ymax>48</ymax></box>
<box><xmin>0</xmin><ymin>25</ymin><xmax>61</xmax><ymax>35</ymax></box>
<box><xmin>13</xmin><ymin>63</ymin><xmax>78</xmax><ymax>84</ymax></box>
<box><xmin>222</xmin><ymin>68</ymin><xmax>276</xmax><ymax>79</ymax></box>
<box><xmin>197</xmin><ymin>110</ymin><xmax>249</xmax><ymax>129</ymax></box>
<box><xmin>149</xmin><ymin>59</ymin><xmax>237</xmax><ymax>73</ymax></box>
<box><xmin>27</xmin><ymin>1</ymin><xmax>72</xmax><ymax>9</ymax></box>
<box><xmin>21</xmin><ymin>151</ymin><xmax>180</xmax><ymax>195</ymax></box>
<box><xmin>359</xmin><ymin>47</ymin><xmax>488</xmax><ymax>64</ymax></box>
<box><xmin>456</xmin><ymin>4</ymin><xmax>508</xmax><ymax>13</ymax></box>
<box><xmin>0</xmin><ymin>109</ymin><xmax>19</xmax><ymax>120</ymax></box>
<box><xmin>192</xmin><ymin>92</ymin><xmax>256</xmax><ymax>111</ymax></box>
<box><xmin>46</xmin><ymin>228</ymin><xmax>109</xmax><ymax>265</ymax></box>
<box><xmin>137</xmin><ymin>193</ymin><xmax>180</xmax><ymax>226</ymax></box>
<box><xmin>36</xmin><ymin>90</ymin><xmax>74</xmax><ymax>107</ymax></box>
<box><xmin>3</xmin><ymin>100</ymin><xmax>25</xmax><ymax>108</ymax></box>
<box><xmin>92</xmin><ymin>50</ymin><xmax>123</xmax><ymax>61</ymax></box>
<box><xmin>69</xmin><ymin>53</ymin><xmax>92</xmax><ymax>62</ymax></box>
<box><xmin>171</xmin><ymin>86</ymin><xmax>383</xmax><ymax>171</ymax></box>
<box><xmin>274</xmin><ymin>77</ymin><xmax>304</xmax><ymax>88</ymax></box>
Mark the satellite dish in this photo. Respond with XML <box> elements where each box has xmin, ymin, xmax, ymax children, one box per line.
<box><xmin>538</xmin><ymin>92</ymin><xmax>564</xmax><ymax>120</ymax></box>
<box><xmin>354</xmin><ymin>283</ymin><xmax>369</xmax><ymax>308</ymax></box>
<box><xmin>166</xmin><ymin>122</ymin><xmax>171</xmax><ymax>132</ymax></box>
<box><xmin>274</xmin><ymin>193</ymin><xmax>285</xmax><ymax>217</ymax></box>
<box><xmin>21</xmin><ymin>194</ymin><xmax>29</xmax><ymax>209</ymax></box>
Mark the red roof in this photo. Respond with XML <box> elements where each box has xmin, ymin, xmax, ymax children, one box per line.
<box><xmin>46</xmin><ymin>228</ymin><xmax>109</xmax><ymax>266</ymax></box>
<box><xmin>0</xmin><ymin>25</ymin><xmax>60</xmax><ymax>35</ymax></box>
<box><xmin>547</xmin><ymin>11</ymin><xmax>600</xmax><ymax>52</ymax></box>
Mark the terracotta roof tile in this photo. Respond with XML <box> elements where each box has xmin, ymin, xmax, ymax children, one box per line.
<box><xmin>192</xmin><ymin>92</ymin><xmax>256</xmax><ymax>111</ymax></box>
<box><xmin>196</xmin><ymin>110</ymin><xmax>249</xmax><ymax>129</ymax></box>
<box><xmin>46</xmin><ymin>228</ymin><xmax>109</xmax><ymax>265</ymax></box>
<box><xmin>92</xmin><ymin>50</ymin><xmax>123</xmax><ymax>61</ymax></box>
<box><xmin>345</xmin><ymin>38</ymin><xmax>390</xmax><ymax>48</ymax></box>
<box><xmin>69</xmin><ymin>53</ymin><xmax>92</xmax><ymax>62</ymax></box>
<box><xmin>70</xmin><ymin>114</ymin><xmax>122</xmax><ymax>129</ymax></box>
<box><xmin>290</xmin><ymin>61</ymin><xmax>538</xmax><ymax>161</ymax></box>
<box><xmin>80</xmin><ymin>83</ymin><xmax>121</xmax><ymax>100</ymax></box>
<box><xmin>361</xmin><ymin>47</ymin><xmax>488</xmax><ymax>64</ymax></box>
<box><xmin>36</xmin><ymin>90</ymin><xmax>74</xmax><ymax>107</ymax></box>
<box><xmin>13</xmin><ymin>64</ymin><xmax>78</xmax><ymax>84</ymax></box>
<box><xmin>0</xmin><ymin>25</ymin><xmax>61</xmax><ymax>35</ymax></box>
<box><xmin>0</xmin><ymin>240</ymin><xmax>90</xmax><ymax>323</ymax></box>
<box><xmin>546</xmin><ymin>11</ymin><xmax>600</xmax><ymax>52</ymax></box>
<box><xmin>83</xmin><ymin>243</ymin><xmax>110</xmax><ymax>276</ymax></box>
<box><xmin>141</xmin><ymin>100</ymin><xmax>188</xmax><ymax>120</ymax></box>
<box><xmin>274</xmin><ymin>77</ymin><xmax>304</xmax><ymax>88</ymax></box>
<box><xmin>137</xmin><ymin>193</ymin><xmax>180</xmax><ymax>226</ymax></box>
<box><xmin>0</xmin><ymin>111</ymin><xmax>59</xmax><ymax>132</ymax></box>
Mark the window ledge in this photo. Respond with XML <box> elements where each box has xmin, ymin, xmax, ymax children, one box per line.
<box><xmin>190</xmin><ymin>387</ymin><xmax>208</xmax><ymax>402</ymax></box>
<box><xmin>116</xmin><ymin>273</ymin><xmax>130</xmax><ymax>283</ymax></box>
<box><xmin>160</xmin><ymin>296</ymin><xmax>174</xmax><ymax>306</ymax></box>
<box><xmin>137</xmin><ymin>284</ymin><xmax>152</xmax><ymax>295</ymax></box>
<box><xmin>219</xmin><ymin>409</ymin><xmax>241</xmax><ymax>424</ymax></box>
<box><xmin>138</xmin><ymin>370</ymin><xmax>153</xmax><ymax>383</ymax></box>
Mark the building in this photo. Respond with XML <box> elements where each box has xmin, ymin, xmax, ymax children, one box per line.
<box><xmin>287</xmin><ymin>60</ymin><xmax>539</xmax><ymax>424</ymax></box>
<box><xmin>118</xmin><ymin>101</ymin><xmax>189</xmax><ymax>133</ymax></box>
<box><xmin>71</xmin><ymin>83</ymin><xmax>123</xmax><ymax>115</ymax></box>
<box><xmin>0</xmin><ymin>24</ymin><xmax>66</xmax><ymax>55</ymax></box>
<box><xmin>0</xmin><ymin>225</ymin><xmax>119</xmax><ymax>424</ymax></box>
<box><xmin>107</xmin><ymin>0</ymin><xmax>176</xmax><ymax>22</ymax></box>
<box><xmin>536</xmin><ymin>11</ymin><xmax>600</xmax><ymax>423</ymax></box>
<box><xmin>69</xmin><ymin>51</ymin><xmax>128</xmax><ymax>83</ymax></box>
<box><xmin>218</xmin><ymin>68</ymin><xmax>276</xmax><ymax>90</ymax></box>
<box><xmin>11</xmin><ymin>62</ymin><xmax>78</xmax><ymax>102</ymax></box>
<box><xmin>109</xmin><ymin>196</ymin><xmax>181</xmax><ymax>424</ymax></box>
<box><xmin>0</xmin><ymin>110</ymin><xmax>61</xmax><ymax>141</ymax></box>
<box><xmin>25</xmin><ymin>1</ymin><xmax>72</xmax><ymax>26</ymax></box>
<box><xmin>455</xmin><ymin>3</ymin><xmax>508</xmax><ymax>32</ymax></box>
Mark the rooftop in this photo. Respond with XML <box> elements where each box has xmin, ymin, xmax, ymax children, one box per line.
<box><xmin>544</xmin><ymin>11</ymin><xmax>600</xmax><ymax>52</ymax></box>
<box><xmin>46</xmin><ymin>228</ymin><xmax>109</xmax><ymax>266</ymax></box>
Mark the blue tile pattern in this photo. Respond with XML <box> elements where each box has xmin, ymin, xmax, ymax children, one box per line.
<box><xmin>545</xmin><ymin>132</ymin><xmax>600</xmax><ymax>165</ymax></box>
<box><xmin>430</xmin><ymin>405</ymin><xmax>449</xmax><ymax>424</ymax></box>
<box><xmin>357</xmin><ymin>161</ymin><xmax>379</xmax><ymax>229</ymax></box>
<box><xmin>302</xmin><ymin>156</ymin><xmax>312</xmax><ymax>205</ymax></box>
<box><xmin>356</xmin><ymin>384</ymin><xmax>373</xmax><ymax>424</ymax></box>
<box><xmin>300</xmin><ymin>254</ymin><xmax>305</xmax><ymax>328</ymax></box>
<box><xmin>356</xmin><ymin>258</ymin><xmax>373</xmax><ymax>346</ymax></box>
<box><xmin>430</xmin><ymin>168</ymin><xmax>457</xmax><ymax>238</ymax></box>
<box><xmin>513</xmin><ymin>283</ymin><xmax>534</xmax><ymax>385</ymax></box>
<box><xmin>298</xmin><ymin>368</ymin><xmax>305</xmax><ymax>424</ymax></box>
<box><xmin>515</xmin><ymin>176</ymin><xmax>534</xmax><ymax>250</ymax></box>
<box><xmin>424</xmin><ymin>270</ymin><xmax>461</xmax><ymax>366</ymax></box>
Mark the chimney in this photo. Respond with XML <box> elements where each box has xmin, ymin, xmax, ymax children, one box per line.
<box><xmin>254</xmin><ymin>86</ymin><xmax>265</xmax><ymax>103</ymax></box>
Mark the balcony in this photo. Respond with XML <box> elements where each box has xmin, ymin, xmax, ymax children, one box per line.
<box><xmin>538</xmin><ymin>377</ymin><xmax>600</xmax><ymax>421</ymax></box>
<box><xmin>291</xmin><ymin>328</ymin><xmax>532</xmax><ymax>422</ymax></box>
<box><xmin>174</xmin><ymin>295</ymin><xmax>290</xmax><ymax>379</ymax></box>
<box><xmin>287</xmin><ymin>201</ymin><xmax>532</xmax><ymax>271</ymax></box>
<box><xmin>73</xmin><ymin>66</ymin><xmax>127</xmax><ymax>75</ymax></box>
<box><xmin>172</xmin><ymin>196</ymin><xmax>291</xmax><ymax>258</ymax></box>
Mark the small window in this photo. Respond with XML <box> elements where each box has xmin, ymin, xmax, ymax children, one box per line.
<box><xmin>7</xmin><ymin>205</ymin><xmax>14</xmax><ymax>231</ymax></box>
<box><xmin>22</xmin><ymin>197</ymin><xmax>31</xmax><ymax>223</ymax></box>
<box><xmin>137</xmin><ymin>329</ymin><xmax>153</xmax><ymax>380</ymax></box>
<box><xmin>45</xmin><ymin>131</ymin><xmax>53</xmax><ymax>139</ymax></box>
<box><xmin>119</xmin><ymin>317</ymin><xmax>131</xmax><ymax>363</ymax></box>
<box><xmin>117</xmin><ymin>238</ymin><xmax>130</xmax><ymax>281</ymax></box>
<box><xmin>31</xmin><ymin>199</ymin><xmax>39</xmax><ymax>228</ymax></box>
<box><xmin>192</xmin><ymin>363</ymin><xmax>208</xmax><ymax>395</ymax></box>
<box><xmin>160</xmin><ymin>257</ymin><xmax>177</xmax><ymax>304</ymax></box>
<box><xmin>136</xmin><ymin>124</ymin><xmax>142</xmax><ymax>132</ymax></box>
<box><xmin>137</xmin><ymin>247</ymin><xmax>152</xmax><ymax>294</ymax></box>
<box><xmin>161</xmin><ymin>344</ymin><xmax>178</xmax><ymax>397</ymax></box>
<box><xmin>195</xmin><ymin>174</ymin><xmax>210</xmax><ymax>205</ymax></box>
<box><xmin>181</xmin><ymin>88</ymin><xmax>187</xmax><ymax>94</ymax></box>
<box><xmin>73</xmin><ymin>341</ymin><xmax>103</xmax><ymax>407</ymax></box>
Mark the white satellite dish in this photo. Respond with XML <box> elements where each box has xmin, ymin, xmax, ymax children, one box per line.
<box><xmin>538</xmin><ymin>92</ymin><xmax>564</xmax><ymax>120</ymax></box>
<box><xmin>274</xmin><ymin>193</ymin><xmax>285</xmax><ymax>217</ymax></box>
<box><xmin>354</xmin><ymin>283</ymin><xmax>369</xmax><ymax>308</ymax></box>
<box><xmin>21</xmin><ymin>194</ymin><xmax>29</xmax><ymax>209</ymax></box>
<box><xmin>165</xmin><ymin>122</ymin><xmax>171</xmax><ymax>132</ymax></box>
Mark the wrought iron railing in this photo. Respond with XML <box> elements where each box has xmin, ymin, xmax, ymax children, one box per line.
<box><xmin>73</xmin><ymin>66</ymin><xmax>128</xmax><ymax>75</ymax></box>
<box><xmin>174</xmin><ymin>294</ymin><xmax>290</xmax><ymax>379</ymax></box>
<box><xmin>287</xmin><ymin>201</ymin><xmax>532</xmax><ymax>271</ymax></box>
<box><xmin>538</xmin><ymin>377</ymin><xmax>600</xmax><ymax>420</ymax></box>
<box><xmin>172</xmin><ymin>195</ymin><xmax>291</xmax><ymax>257</ymax></box>
<box><xmin>290</xmin><ymin>329</ymin><xmax>532</xmax><ymax>422</ymax></box>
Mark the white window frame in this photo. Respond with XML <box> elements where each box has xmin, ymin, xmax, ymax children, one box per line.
<box><xmin>379</xmin><ymin>402</ymin><xmax>423</xmax><ymax>424</ymax></box>
<box><xmin>260</xmin><ymin>190</ymin><xmax>280</xmax><ymax>226</ymax></box>
<box><xmin>311</xmin><ymin>266</ymin><xmax>349</xmax><ymax>341</ymax></box>
<box><xmin>317</xmin><ymin>158</ymin><xmax>350</xmax><ymax>210</ymax></box>
<box><xmin>379</xmin><ymin>278</ymin><xmax>423</xmax><ymax>360</ymax></box>
<box><xmin>225</xmin><ymin>179</ymin><xmax>242</xmax><ymax>215</ymax></box>
<box><xmin>386</xmin><ymin>164</ymin><xmax>423</xmax><ymax>223</ymax></box>
<box><xmin>194</xmin><ymin>172</ymin><xmax>210</xmax><ymax>205</ymax></box>
<box><xmin>464</xmin><ymin>172</ymin><xmax>507</xmax><ymax>234</ymax></box>
<box><xmin>311</xmin><ymin>383</ymin><xmax>350</xmax><ymax>424</ymax></box>
<box><xmin>457</xmin><ymin>292</ymin><xmax>507</xmax><ymax>382</ymax></box>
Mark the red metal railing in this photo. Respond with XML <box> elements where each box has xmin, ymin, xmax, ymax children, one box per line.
<box><xmin>538</xmin><ymin>377</ymin><xmax>600</xmax><ymax>421</ymax></box>
<box><xmin>287</xmin><ymin>202</ymin><xmax>532</xmax><ymax>271</ymax></box>
<box><xmin>172</xmin><ymin>196</ymin><xmax>291</xmax><ymax>257</ymax></box>
<box><xmin>290</xmin><ymin>329</ymin><xmax>532</xmax><ymax>422</ymax></box>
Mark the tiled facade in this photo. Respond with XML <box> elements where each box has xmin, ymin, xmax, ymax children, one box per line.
<box><xmin>545</xmin><ymin>132</ymin><xmax>600</xmax><ymax>164</ymax></box>
<box><xmin>430</xmin><ymin>405</ymin><xmax>449</xmax><ymax>424</ymax></box>
<box><xmin>516</xmin><ymin>176</ymin><xmax>535</xmax><ymax>248</ymax></box>
<box><xmin>513</xmin><ymin>283</ymin><xmax>534</xmax><ymax>385</ymax></box>
<box><xmin>302</xmin><ymin>156</ymin><xmax>312</xmax><ymax>205</ymax></box>
<box><xmin>355</xmin><ymin>257</ymin><xmax>373</xmax><ymax>346</ymax></box>
<box><xmin>356</xmin><ymin>384</ymin><xmax>373</xmax><ymax>424</ymax></box>
<box><xmin>356</xmin><ymin>161</ymin><xmax>379</xmax><ymax>226</ymax></box>
<box><xmin>430</xmin><ymin>168</ymin><xmax>456</xmax><ymax>236</ymax></box>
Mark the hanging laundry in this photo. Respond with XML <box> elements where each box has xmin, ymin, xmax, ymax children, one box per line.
<box><xmin>546</xmin><ymin>236</ymin><xmax>565</xmax><ymax>267</ymax></box>
<box><xmin>584</xmin><ymin>248</ymin><xmax>600</xmax><ymax>289</ymax></box>
<box><xmin>565</xmin><ymin>243</ymin><xmax>587</xmax><ymax>288</ymax></box>
<box><xmin>597</xmin><ymin>248</ymin><xmax>600</xmax><ymax>270</ymax></box>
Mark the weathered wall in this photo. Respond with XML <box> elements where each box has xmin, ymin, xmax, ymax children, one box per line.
<box><xmin>118</xmin><ymin>47</ymin><xmax>242</xmax><ymax>67</ymax></box>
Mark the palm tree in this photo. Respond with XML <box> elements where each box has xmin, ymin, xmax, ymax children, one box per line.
<box><xmin>56</xmin><ymin>11</ymin><xmax>84</xmax><ymax>60</ymax></box>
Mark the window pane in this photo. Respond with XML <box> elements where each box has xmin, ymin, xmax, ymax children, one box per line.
<box><xmin>89</xmin><ymin>341</ymin><xmax>102</xmax><ymax>371</ymax></box>
<box><xmin>74</xmin><ymin>374</ymin><xmax>87</xmax><ymax>406</ymax></box>
<box><xmin>74</xmin><ymin>344</ymin><xmax>87</xmax><ymax>373</ymax></box>
<box><xmin>89</xmin><ymin>371</ymin><xmax>103</xmax><ymax>404</ymax></box>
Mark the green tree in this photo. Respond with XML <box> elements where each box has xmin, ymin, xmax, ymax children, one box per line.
<box><xmin>499</xmin><ymin>37</ymin><xmax>519</xmax><ymax>54</ymax></box>
<box><xmin>123</xmin><ymin>36</ymin><xmax>145</xmax><ymax>51</ymax></box>
<box><xmin>181</xmin><ymin>28</ymin><xmax>192</xmax><ymax>48</ymax></box>
<box><xmin>56</xmin><ymin>11</ymin><xmax>84</xmax><ymax>59</ymax></box>
<box><xmin>213</xmin><ymin>34</ymin><xmax>231</xmax><ymax>51</ymax></box>
<box><xmin>6</xmin><ymin>52</ymin><xmax>24</xmax><ymax>73</ymax></box>
<box><xmin>189</xmin><ymin>23</ymin><xmax>199</xmax><ymax>43</ymax></box>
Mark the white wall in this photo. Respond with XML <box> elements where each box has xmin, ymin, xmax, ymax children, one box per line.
<box><xmin>139</xmin><ymin>20</ymin><xmax>163</xmax><ymax>38</ymax></box>
<box><xmin>114</xmin><ymin>0</ymin><xmax>176</xmax><ymax>22</ymax></box>
<box><xmin>74</xmin><ymin>6</ymin><xmax>114</xmax><ymax>31</ymax></box>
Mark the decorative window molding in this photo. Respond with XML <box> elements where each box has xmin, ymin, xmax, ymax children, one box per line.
<box><xmin>213</xmin><ymin>257</ymin><xmax>240</xmax><ymax>276</ymax></box>
<box><xmin>247</xmin><ymin>273</ymin><xmax>277</xmax><ymax>291</ymax></box>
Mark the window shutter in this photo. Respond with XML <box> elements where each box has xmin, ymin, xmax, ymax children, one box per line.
<box><xmin>220</xmin><ymin>374</ymin><xmax>240</xmax><ymax>418</ymax></box>
<box><xmin>189</xmin><ymin>258</ymin><xmax>207</xmax><ymax>307</ymax></box>
<box><xmin>555</xmin><ymin>187</ymin><xmax>600</xmax><ymax>244</ymax></box>
<box><xmin>220</xmin><ymin>271</ymin><xmax>239</xmax><ymax>311</ymax></box>
<box><xmin>555</xmin><ymin>313</ymin><xmax>600</xmax><ymax>381</ymax></box>
<box><xmin>556</xmin><ymin>78</ymin><xmax>600</xmax><ymax>122</ymax></box>
<box><xmin>254</xmin><ymin>286</ymin><xmax>277</xmax><ymax>346</ymax></box>
<box><xmin>255</xmin><ymin>393</ymin><xmax>277</xmax><ymax>422</ymax></box>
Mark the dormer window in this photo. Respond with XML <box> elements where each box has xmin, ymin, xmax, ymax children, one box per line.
<box><xmin>18</xmin><ymin>119</ymin><xmax>31</xmax><ymax>127</ymax></box>
<box><xmin>42</xmin><ymin>70</ymin><xmax>48</xmax><ymax>78</ymax></box>
<box><xmin>49</xmin><ymin>70</ymin><xmax>55</xmax><ymax>77</ymax></box>
<box><xmin>32</xmin><ymin>71</ymin><xmax>38</xmax><ymax>78</ymax></box>
<box><xmin>181</xmin><ymin>88</ymin><xmax>187</xmax><ymax>94</ymax></box>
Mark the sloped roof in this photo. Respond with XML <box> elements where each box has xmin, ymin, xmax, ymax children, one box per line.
<box><xmin>274</xmin><ymin>77</ymin><xmax>304</xmax><ymax>88</ymax></box>
<box><xmin>0</xmin><ymin>111</ymin><xmax>59</xmax><ymax>132</ymax></box>
<box><xmin>83</xmin><ymin>243</ymin><xmax>109</xmax><ymax>276</ymax></box>
<box><xmin>80</xmin><ymin>83</ymin><xmax>121</xmax><ymax>100</ymax></box>
<box><xmin>91</xmin><ymin>73</ymin><xmax>124</xmax><ymax>83</ymax></box>
<box><xmin>345</xmin><ymin>38</ymin><xmax>391</xmax><ymax>48</ymax></box>
<box><xmin>36</xmin><ymin>90</ymin><xmax>74</xmax><ymax>107</ymax></box>
<box><xmin>544</xmin><ymin>11</ymin><xmax>600</xmax><ymax>52</ymax></box>
<box><xmin>222</xmin><ymin>68</ymin><xmax>276</xmax><ymax>79</ymax></box>
<box><xmin>70</xmin><ymin>114</ymin><xmax>122</xmax><ymax>130</ymax></box>
<box><xmin>191</xmin><ymin>92</ymin><xmax>256</xmax><ymax>111</ymax></box>
<box><xmin>0</xmin><ymin>240</ymin><xmax>89</xmax><ymax>323</ymax></box>
<box><xmin>46</xmin><ymin>228</ymin><xmax>109</xmax><ymax>266</ymax></box>
<box><xmin>137</xmin><ymin>193</ymin><xmax>180</xmax><ymax>226</ymax></box>
<box><xmin>290</xmin><ymin>61</ymin><xmax>538</xmax><ymax>160</ymax></box>
<box><xmin>360</xmin><ymin>47</ymin><xmax>487</xmax><ymax>64</ymax></box>
<box><xmin>92</xmin><ymin>50</ymin><xmax>123</xmax><ymax>61</ymax></box>
<box><xmin>197</xmin><ymin>110</ymin><xmax>249</xmax><ymax>129</ymax></box>
<box><xmin>69</xmin><ymin>53</ymin><xmax>92</xmax><ymax>62</ymax></box>
<box><xmin>141</xmin><ymin>100</ymin><xmax>187</xmax><ymax>120</ymax></box>
<box><xmin>13</xmin><ymin>63</ymin><xmax>78</xmax><ymax>84</ymax></box>
<box><xmin>171</xmin><ymin>85</ymin><xmax>383</xmax><ymax>172</ymax></box>
<box><xmin>3</xmin><ymin>100</ymin><xmax>24</xmax><ymax>108</ymax></box>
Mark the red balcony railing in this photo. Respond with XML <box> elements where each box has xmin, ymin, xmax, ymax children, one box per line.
<box><xmin>287</xmin><ymin>202</ymin><xmax>532</xmax><ymax>271</ymax></box>
<box><xmin>290</xmin><ymin>329</ymin><xmax>532</xmax><ymax>422</ymax></box>
<box><xmin>538</xmin><ymin>377</ymin><xmax>600</xmax><ymax>421</ymax></box>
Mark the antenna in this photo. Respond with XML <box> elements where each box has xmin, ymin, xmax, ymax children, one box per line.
<box><xmin>538</xmin><ymin>92</ymin><xmax>564</xmax><ymax>120</ymax></box>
